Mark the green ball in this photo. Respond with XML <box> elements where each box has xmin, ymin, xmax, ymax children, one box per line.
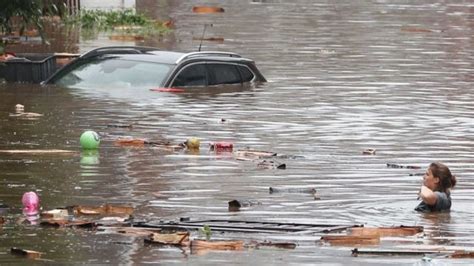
<box><xmin>80</xmin><ymin>131</ymin><xmax>100</xmax><ymax>150</ymax></box>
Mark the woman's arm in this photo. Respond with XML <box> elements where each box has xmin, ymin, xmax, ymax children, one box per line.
<box><xmin>419</xmin><ymin>185</ymin><xmax>437</xmax><ymax>205</ymax></box>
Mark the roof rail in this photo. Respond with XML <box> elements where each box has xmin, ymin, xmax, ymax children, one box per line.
<box><xmin>176</xmin><ymin>51</ymin><xmax>241</xmax><ymax>64</ymax></box>
<box><xmin>80</xmin><ymin>46</ymin><xmax>159</xmax><ymax>59</ymax></box>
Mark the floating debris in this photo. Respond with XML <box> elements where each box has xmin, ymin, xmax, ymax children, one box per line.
<box><xmin>235</xmin><ymin>149</ymin><xmax>277</xmax><ymax>160</ymax></box>
<box><xmin>114</xmin><ymin>138</ymin><xmax>184</xmax><ymax>150</ymax></box>
<box><xmin>192</xmin><ymin>6</ymin><xmax>225</xmax><ymax>13</ymax></box>
<box><xmin>401</xmin><ymin>26</ymin><xmax>433</xmax><ymax>33</ymax></box>
<box><xmin>10</xmin><ymin>247</ymin><xmax>42</xmax><ymax>259</ymax></box>
<box><xmin>228</xmin><ymin>200</ymin><xmax>261</xmax><ymax>212</ymax></box>
<box><xmin>145</xmin><ymin>232</ymin><xmax>190</xmax><ymax>246</ymax></box>
<box><xmin>386</xmin><ymin>163</ymin><xmax>421</xmax><ymax>169</ymax></box>
<box><xmin>269</xmin><ymin>187</ymin><xmax>316</xmax><ymax>194</ymax></box>
<box><xmin>320</xmin><ymin>235</ymin><xmax>380</xmax><ymax>246</ymax></box>
<box><xmin>0</xmin><ymin>149</ymin><xmax>76</xmax><ymax>155</ymax></box>
<box><xmin>349</xmin><ymin>226</ymin><xmax>423</xmax><ymax>237</ymax></box>
<box><xmin>40</xmin><ymin>219</ymin><xmax>96</xmax><ymax>228</ymax></box>
<box><xmin>15</xmin><ymin>104</ymin><xmax>24</xmax><ymax>112</ymax></box>
<box><xmin>72</xmin><ymin>204</ymin><xmax>134</xmax><ymax>216</ymax></box>
<box><xmin>190</xmin><ymin>240</ymin><xmax>244</xmax><ymax>252</ymax></box>
<box><xmin>40</xmin><ymin>209</ymin><xmax>69</xmax><ymax>220</ymax></box>
<box><xmin>449</xmin><ymin>251</ymin><xmax>474</xmax><ymax>258</ymax></box>
<box><xmin>362</xmin><ymin>148</ymin><xmax>376</xmax><ymax>155</ymax></box>
<box><xmin>351</xmin><ymin>248</ymin><xmax>441</xmax><ymax>257</ymax></box>
<box><xmin>9</xmin><ymin>112</ymin><xmax>43</xmax><ymax>119</ymax></box>
<box><xmin>210</xmin><ymin>142</ymin><xmax>234</xmax><ymax>152</ymax></box>
<box><xmin>257</xmin><ymin>160</ymin><xmax>286</xmax><ymax>170</ymax></box>
<box><xmin>184</xmin><ymin>138</ymin><xmax>200</xmax><ymax>150</ymax></box>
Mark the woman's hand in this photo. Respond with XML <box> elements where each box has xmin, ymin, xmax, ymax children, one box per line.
<box><xmin>419</xmin><ymin>185</ymin><xmax>437</xmax><ymax>205</ymax></box>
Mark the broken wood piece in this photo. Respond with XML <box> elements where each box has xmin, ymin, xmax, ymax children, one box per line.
<box><xmin>10</xmin><ymin>247</ymin><xmax>42</xmax><ymax>259</ymax></box>
<box><xmin>145</xmin><ymin>232</ymin><xmax>190</xmax><ymax>246</ymax></box>
<box><xmin>0</xmin><ymin>149</ymin><xmax>76</xmax><ymax>155</ymax></box>
<box><xmin>40</xmin><ymin>209</ymin><xmax>69</xmax><ymax>220</ymax></box>
<box><xmin>190</xmin><ymin>240</ymin><xmax>244</xmax><ymax>252</ymax></box>
<box><xmin>104</xmin><ymin>227</ymin><xmax>160</xmax><ymax>237</ymax></box>
<box><xmin>349</xmin><ymin>226</ymin><xmax>423</xmax><ymax>237</ymax></box>
<box><xmin>269</xmin><ymin>187</ymin><xmax>316</xmax><ymax>194</ymax></box>
<box><xmin>351</xmin><ymin>248</ymin><xmax>444</xmax><ymax>257</ymax></box>
<box><xmin>400</xmin><ymin>26</ymin><xmax>433</xmax><ymax>33</ymax></box>
<box><xmin>114</xmin><ymin>138</ymin><xmax>184</xmax><ymax>150</ymax></box>
<box><xmin>320</xmin><ymin>235</ymin><xmax>380</xmax><ymax>246</ymax></box>
<box><xmin>449</xmin><ymin>251</ymin><xmax>474</xmax><ymax>258</ymax></box>
<box><xmin>73</xmin><ymin>204</ymin><xmax>133</xmax><ymax>216</ymax></box>
<box><xmin>192</xmin><ymin>6</ymin><xmax>225</xmax><ymax>13</ymax></box>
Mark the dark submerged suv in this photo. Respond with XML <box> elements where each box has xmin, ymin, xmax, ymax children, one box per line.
<box><xmin>44</xmin><ymin>46</ymin><xmax>266</xmax><ymax>90</ymax></box>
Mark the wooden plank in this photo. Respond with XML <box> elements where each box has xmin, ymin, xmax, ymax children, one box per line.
<box><xmin>73</xmin><ymin>204</ymin><xmax>133</xmax><ymax>216</ymax></box>
<box><xmin>351</xmin><ymin>248</ymin><xmax>444</xmax><ymax>257</ymax></box>
<box><xmin>190</xmin><ymin>240</ymin><xmax>244</xmax><ymax>251</ymax></box>
<box><xmin>145</xmin><ymin>232</ymin><xmax>190</xmax><ymax>246</ymax></box>
<box><xmin>349</xmin><ymin>226</ymin><xmax>423</xmax><ymax>237</ymax></box>
<box><xmin>320</xmin><ymin>235</ymin><xmax>380</xmax><ymax>246</ymax></box>
<box><xmin>449</xmin><ymin>251</ymin><xmax>474</xmax><ymax>258</ymax></box>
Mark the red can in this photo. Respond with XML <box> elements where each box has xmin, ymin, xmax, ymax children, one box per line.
<box><xmin>210</xmin><ymin>142</ymin><xmax>233</xmax><ymax>152</ymax></box>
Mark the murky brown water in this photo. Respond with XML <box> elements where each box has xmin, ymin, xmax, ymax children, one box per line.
<box><xmin>1</xmin><ymin>0</ymin><xmax>473</xmax><ymax>264</ymax></box>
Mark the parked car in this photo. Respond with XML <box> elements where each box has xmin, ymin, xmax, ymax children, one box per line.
<box><xmin>43</xmin><ymin>46</ymin><xmax>266</xmax><ymax>90</ymax></box>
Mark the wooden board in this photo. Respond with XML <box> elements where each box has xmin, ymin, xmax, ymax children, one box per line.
<box><xmin>0</xmin><ymin>149</ymin><xmax>76</xmax><ymax>154</ymax></box>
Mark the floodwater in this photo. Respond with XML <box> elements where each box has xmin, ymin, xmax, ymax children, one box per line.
<box><xmin>1</xmin><ymin>0</ymin><xmax>473</xmax><ymax>264</ymax></box>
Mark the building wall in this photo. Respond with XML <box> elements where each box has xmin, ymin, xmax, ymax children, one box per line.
<box><xmin>81</xmin><ymin>0</ymin><xmax>135</xmax><ymax>10</ymax></box>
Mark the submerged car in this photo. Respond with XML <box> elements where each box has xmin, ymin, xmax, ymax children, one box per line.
<box><xmin>44</xmin><ymin>46</ymin><xmax>266</xmax><ymax>90</ymax></box>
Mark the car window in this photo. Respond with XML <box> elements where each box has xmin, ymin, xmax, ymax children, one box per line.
<box><xmin>238</xmin><ymin>66</ymin><xmax>254</xmax><ymax>82</ymax></box>
<box><xmin>172</xmin><ymin>64</ymin><xmax>207</xmax><ymax>87</ymax></box>
<box><xmin>208</xmin><ymin>64</ymin><xmax>241</xmax><ymax>85</ymax></box>
<box><xmin>54</xmin><ymin>58</ymin><xmax>172</xmax><ymax>88</ymax></box>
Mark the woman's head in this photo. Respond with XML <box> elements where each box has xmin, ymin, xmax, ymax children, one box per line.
<box><xmin>423</xmin><ymin>162</ymin><xmax>456</xmax><ymax>192</ymax></box>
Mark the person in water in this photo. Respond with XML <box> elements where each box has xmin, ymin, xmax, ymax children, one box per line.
<box><xmin>415</xmin><ymin>162</ymin><xmax>457</xmax><ymax>212</ymax></box>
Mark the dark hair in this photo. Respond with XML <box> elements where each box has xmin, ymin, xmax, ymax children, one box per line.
<box><xmin>430</xmin><ymin>162</ymin><xmax>457</xmax><ymax>192</ymax></box>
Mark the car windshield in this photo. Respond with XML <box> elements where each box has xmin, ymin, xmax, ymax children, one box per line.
<box><xmin>54</xmin><ymin>57</ymin><xmax>172</xmax><ymax>89</ymax></box>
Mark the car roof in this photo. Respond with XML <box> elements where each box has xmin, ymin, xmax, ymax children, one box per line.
<box><xmin>80</xmin><ymin>46</ymin><xmax>251</xmax><ymax>65</ymax></box>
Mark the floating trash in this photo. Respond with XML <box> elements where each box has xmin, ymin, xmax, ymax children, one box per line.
<box><xmin>80</xmin><ymin>131</ymin><xmax>100</xmax><ymax>150</ymax></box>
<box><xmin>362</xmin><ymin>148</ymin><xmax>376</xmax><ymax>155</ymax></box>
<box><xmin>192</xmin><ymin>6</ymin><xmax>225</xmax><ymax>14</ymax></box>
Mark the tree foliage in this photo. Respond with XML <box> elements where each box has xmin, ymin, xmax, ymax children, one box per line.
<box><xmin>0</xmin><ymin>0</ymin><xmax>59</xmax><ymax>38</ymax></box>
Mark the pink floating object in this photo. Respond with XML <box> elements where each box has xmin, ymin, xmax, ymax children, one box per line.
<box><xmin>22</xmin><ymin>191</ymin><xmax>40</xmax><ymax>215</ymax></box>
